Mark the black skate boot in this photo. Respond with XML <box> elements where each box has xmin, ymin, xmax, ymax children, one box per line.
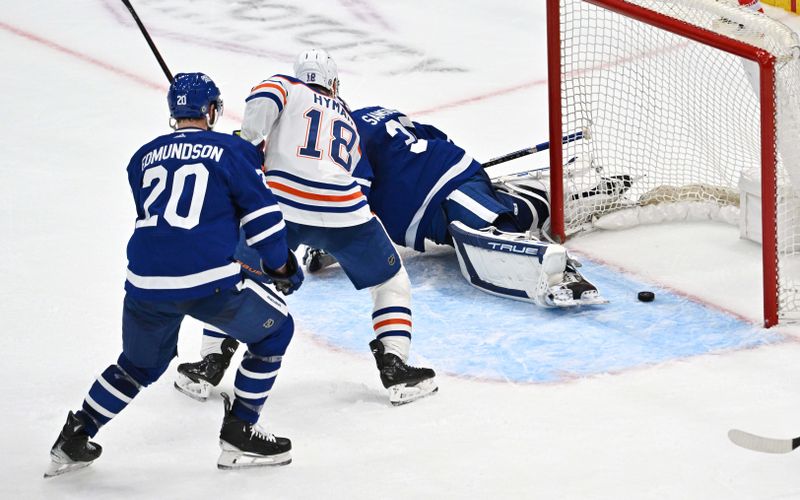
<box><xmin>174</xmin><ymin>338</ymin><xmax>239</xmax><ymax>401</ymax></box>
<box><xmin>44</xmin><ymin>411</ymin><xmax>103</xmax><ymax>478</ymax></box>
<box><xmin>217</xmin><ymin>393</ymin><xmax>291</xmax><ymax>469</ymax></box>
<box><xmin>369</xmin><ymin>339</ymin><xmax>438</xmax><ymax>406</ymax></box>
<box><xmin>545</xmin><ymin>258</ymin><xmax>608</xmax><ymax>307</ymax></box>
<box><xmin>302</xmin><ymin>247</ymin><xmax>338</xmax><ymax>273</ymax></box>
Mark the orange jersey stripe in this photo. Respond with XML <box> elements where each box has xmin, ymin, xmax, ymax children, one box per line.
<box><xmin>373</xmin><ymin>318</ymin><xmax>412</xmax><ymax>330</ymax></box>
<box><xmin>250</xmin><ymin>82</ymin><xmax>287</xmax><ymax>103</ymax></box>
<box><xmin>267</xmin><ymin>181</ymin><xmax>364</xmax><ymax>202</ymax></box>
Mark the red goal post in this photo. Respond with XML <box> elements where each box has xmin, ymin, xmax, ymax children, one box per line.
<box><xmin>547</xmin><ymin>0</ymin><xmax>800</xmax><ymax>326</ymax></box>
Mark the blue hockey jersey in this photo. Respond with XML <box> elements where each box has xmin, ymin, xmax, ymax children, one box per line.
<box><xmin>125</xmin><ymin>127</ymin><xmax>288</xmax><ymax>300</ymax></box>
<box><xmin>352</xmin><ymin>106</ymin><xmax>481</xmax><ymax>251</ymax></box>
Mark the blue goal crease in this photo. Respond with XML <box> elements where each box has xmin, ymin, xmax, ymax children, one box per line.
<box><xmin>283</xmin><ymin>249</ymin><xmax>783</xmax><ymax>383</ymax></box>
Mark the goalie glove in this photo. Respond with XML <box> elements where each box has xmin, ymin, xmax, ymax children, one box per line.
<box><xmin>262</xmin><ymin>251</ymin><xmax>304</xmax><ymax>295</ymax></box>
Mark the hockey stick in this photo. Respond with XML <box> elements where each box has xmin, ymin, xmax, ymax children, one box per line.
<box><xmin>490</xmin><ymin>156</ymin><xmax>578</xmax><ymax>183</ymax></box>
<box><xmin>728</xmin><ymin>429</ymin><xmax>800</xmax><ymax>454</ymax></box>
<box><xmin>481</xmin><ymin>129</ymin><xmax>586</xmax><ymax>169</ymax></box>
<box><xmin>120</xmin><ymin>0</ymin><xmax>174</xmax><ymax>83</ymax></box>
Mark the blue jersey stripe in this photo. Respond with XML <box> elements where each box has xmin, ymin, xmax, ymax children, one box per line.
<box><xmin>273</xmin><ymin>195</ymin><xmax>369</xmax><ymax>213</ymax></box>
<box><xmin>266</xmin><ymin>170</ymin><xmax>360</xmax><ymax>192</ymax></box>
<box><xmin>372</xmin><ymin>306</ymin><xmax>412</xmax><ymax>319</ymax></box>
<box><xmin>376</xmin><ymin>331</ymin><xmax>412</xmax><ymax>340</ymax></box>
<box><xmin>245</xmin><ymin>91</ymin><xmax>284</xmax><ymax>112</ymax></box>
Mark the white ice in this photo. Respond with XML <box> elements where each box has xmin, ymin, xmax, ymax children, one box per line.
<box><xmin>4</xmin><ymin>1</ymin><xmax>800</xmax><ymax>498</ymax></box>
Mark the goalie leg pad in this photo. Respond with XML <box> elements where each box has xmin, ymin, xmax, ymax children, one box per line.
<box><xmin>491</xmin><ymin>156</ymin><xmax>635</xmax><ymax>228</ymax></box>
<box><xmin>449</xmin><ymin>221</ymin><xmax>607</xmax><ymax>307</ymax></box>
<box><xmin>449</xmin><ymin>221</ymin><xmax>562</xmax><ymax>305</ymax></box>
<box><xmin>493</xmin><ymin>178</ymin><xmax>550</xmax><ymax>232</ymax></box>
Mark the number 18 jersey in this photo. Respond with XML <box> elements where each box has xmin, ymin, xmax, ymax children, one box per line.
<box><xmin>241</xmin><ymin>74</ymin><xmax>371</xmax><ymax>228</ymax></box>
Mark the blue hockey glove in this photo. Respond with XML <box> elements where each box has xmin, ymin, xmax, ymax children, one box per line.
<box><xmin>262</xmin><ymin>251</ymin><xmax>304</xmax><ymax>295</ymax></box>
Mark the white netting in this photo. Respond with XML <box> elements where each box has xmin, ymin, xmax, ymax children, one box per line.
<box><xmin>555</xmin><ymin>0</ymin><xmax>800</xmax><ymax>321</ymax></box>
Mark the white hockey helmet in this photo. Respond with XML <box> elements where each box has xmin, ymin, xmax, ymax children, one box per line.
<box><xmin>294</xmin><ymin>48</ymin><xmax>339</xmax><ymax>96</ymax></box>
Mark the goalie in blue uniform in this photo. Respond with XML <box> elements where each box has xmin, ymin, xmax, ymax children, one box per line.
<box><xmin>306</xmin><ymin>105</ymin><xmax>611</xmax><ymax>308</ymax></box>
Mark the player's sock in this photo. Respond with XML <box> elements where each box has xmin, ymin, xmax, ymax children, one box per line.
<box><xmin>373</xmin><ymin>305</ymin><xmax>412</xmax><ymax>362</ymax></box>
<box><xmin>201</xmin><ymin>325</ymin><xmax>232</xmax><ymax>357</ymax></box>
<box><xmin>369</xmin><ymin>266</ymin><xmax>413</xmax><ymax>360</ymax></box>
<box><xmin>229</xmin><ymin>318</ymin><xmax>292</xmax><ymax>423</ymax></box>
<box><xmin>217</xmin><ymin>321</ymin><xmax>293</xmax><ymax>469</ymax></box>
<box><xmin>77</xmin><ymin>359</ymin><xmax>145</xmax><ymax>437</ymax></box>
<box><xmin>230</xmin><ymin>351</ymin><xmax>282</xmax><ymax>423</ymax></box>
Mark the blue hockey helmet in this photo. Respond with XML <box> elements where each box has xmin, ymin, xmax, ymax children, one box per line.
<box><xmin>167</xmin><ymin>73</ymin><xmax>224</xmax><ymax>122</ymax></box>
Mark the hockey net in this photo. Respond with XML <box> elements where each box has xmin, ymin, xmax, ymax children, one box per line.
<box><xmin>547</xmin><ymin>0</ymin><xmax>800</xmax><ymax>325</ymax></box>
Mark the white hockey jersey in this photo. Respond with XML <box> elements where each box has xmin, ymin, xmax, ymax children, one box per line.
<box><xmin>240</xmin><ymin>74</ymin><xmax>372</xmax><ymax>228</ymax></box>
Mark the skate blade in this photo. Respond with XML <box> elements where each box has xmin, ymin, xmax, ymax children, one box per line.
<box><xmin>173</xmin><ymin>375</ymin><xmax>211</xmax><ymax>402</ymax></box>
<box><xmin>44</xmin><ymin>459</ymin><xmax>93</xmax><ymax>478</ymax></box>
<box><xmin>552</xmin><ymin>292</ymin><xmax>609</xmax><ymax>308</ymax></box>
<box><xmin>217</xmin><ymin>443</ymin><xmax>292</xmax><ymax>469</ymax></box>
<box><xmin>389</xmin><ymin>378</ymin><xmax>439</xmax><ymax>406</ymax></box>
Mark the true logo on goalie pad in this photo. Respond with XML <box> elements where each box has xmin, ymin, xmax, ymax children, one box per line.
<box><xmin>486</xmin><ymin>242</ymin><xmax>542</xmax><ymax>256</ymax></box>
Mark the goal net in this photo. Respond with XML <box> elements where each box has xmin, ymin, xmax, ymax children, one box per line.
<box><xmin>547</xmin><ymin>0</ymin><xmax>800</xmax><ymax>326</ymax></box>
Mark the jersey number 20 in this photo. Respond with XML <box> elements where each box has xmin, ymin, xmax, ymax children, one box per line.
<box><xmin>136</xmin><ymin>163</ymin><xmax>208</xmax><ymax>230</ymax></box>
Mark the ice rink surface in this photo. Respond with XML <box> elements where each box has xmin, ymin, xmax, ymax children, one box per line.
<box><xmin>4</xmin><ymin>1</ymin><xmax>800</xmax><ymax>498</ymax></box>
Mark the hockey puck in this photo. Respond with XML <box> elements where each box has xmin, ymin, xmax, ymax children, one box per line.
<box><xmin>637</xmin><ymin>291</ymin><xmax>655</xmax><ymax>302</ymax></box>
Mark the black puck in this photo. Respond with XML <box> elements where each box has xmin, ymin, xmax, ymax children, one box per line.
<box><xmin>638</xmin><ymin>291</ymin><xmax>655</xmax><ymax>302</ymax></box>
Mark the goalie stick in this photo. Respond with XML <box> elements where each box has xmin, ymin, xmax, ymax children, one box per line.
<box><xmin>120</xmin><ymin>0</ymin><xmax>174</xmax><ymax>83</ymax></box>
<box><xmin>728</xmin><ymin>429</ymin><xmax>800</xmax><ymax>454</ymax></box>
<box><xmin>481</xmin><ymin>129</ymin><xmax>587</xmax><ymax>168</ymax></box>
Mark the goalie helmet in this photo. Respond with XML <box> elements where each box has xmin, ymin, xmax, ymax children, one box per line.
<box><xmin>167</xmin><ymin>72</ymin><xmax>224</xmax><ymax>127</ymax></box>
<box><xmin>293</xmin><ymin>49</ymin><xmax>339</xmax><ymax>96</ymax></box>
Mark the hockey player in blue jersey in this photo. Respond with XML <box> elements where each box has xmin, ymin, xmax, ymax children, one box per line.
<box><xmin>45</xmin><ymin>73</ymin><xmax>304</xmax><ymax>478</ymax></box>
<box><xmin>304</xmin><ymin>106</ymin><xmax>610</xmax><ymax>308</ymax></box>
<box><xmin>174</xmin><ymin>50</ymin><xmax>438</xmax><ymax>407</ymax></box>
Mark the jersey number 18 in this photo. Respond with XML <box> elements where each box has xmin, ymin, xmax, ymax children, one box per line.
<box><xmin>297</xmin><ymin>108</ymin><xmax>358</xmax><ymax>171</ymax></box>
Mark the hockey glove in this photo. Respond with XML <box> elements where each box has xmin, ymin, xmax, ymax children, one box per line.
<box><xmin>262</xmin><ymin>250</ymin><xmax>304</xmax><ymax>295</ymax></box>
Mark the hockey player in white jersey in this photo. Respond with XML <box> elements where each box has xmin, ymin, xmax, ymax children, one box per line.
<box><xmin>176</xmin><ymin>49</ymin><xmax>437</xmax><ymax>406</ymax></box>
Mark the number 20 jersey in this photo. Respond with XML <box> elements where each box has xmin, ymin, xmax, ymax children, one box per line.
<box><xmin>241</xmin><ymin>74</ymin><xmax>371</xmax><ymax>228</ymax></box>
<box><xmin>125</xmin><ymin>128</ymin><xmax>288</xmax><ymax>301</ymax></box>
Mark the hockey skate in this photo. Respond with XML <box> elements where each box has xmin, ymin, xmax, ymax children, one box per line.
<box><xmin>302</xmin><ymin>247</ymin><xmax>337</xmax><ymax>273</ymax></box>
<box><xmin>369</xmin><ymin>339</ymin><xmax>438</xmax><ymax>406</ymax></box>
<box><xmin>44</xmin><ymin>411</ymin><xmax>103</xmax><ymax>478</ymax></box>
<box><xmin>217</xmin><ymin>393</ymin><xmax>292</xmax><ymax>469</ymax></box>
<box><xmin>542</xmin><ymin>257</ymin><xmax>608</xmax><ymax>308</ymax></box>
<box><xmin>174</xmin><ymin>338</ymin><xmax>239</xmax><ymax>402</ymax></box>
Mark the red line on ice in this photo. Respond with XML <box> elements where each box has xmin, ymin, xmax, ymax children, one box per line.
<box><xmin>0</xmin><ymin>21</ymin><xmax>244</xmax><ymax>122</ymax></box>
<box><xmin>411</xmin><ymin>77</ymin><xmax>548</xmax><ymax>116</ymax></box>
<box><xmin>0</xmin><ymin>20</ymin><xmax>165</xmax><ymax>92</ymax></box>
